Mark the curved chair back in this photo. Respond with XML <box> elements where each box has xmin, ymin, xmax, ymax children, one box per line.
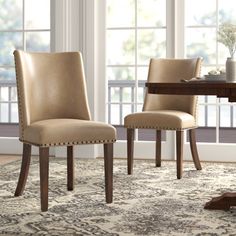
<box><xmin>14</xmin><ymin>50</ymin><xmax>91</xmax><ymax>139</ymax></box>
<box><xmin>143</xmin><ymin>58</ymin><xmax>202</xmax><ymax>117</ymax></box>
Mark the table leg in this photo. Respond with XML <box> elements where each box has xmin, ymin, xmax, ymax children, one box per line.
<box><xmin>204</xmin><ymin>192</ymin><xmax>236</xmax><ymax>210</ymax></box>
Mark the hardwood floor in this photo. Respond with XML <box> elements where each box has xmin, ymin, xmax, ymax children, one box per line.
<box><xmin>0</xmin><ymin>155</ymin><xmax>21</xmax><ymax>165</ymax></box>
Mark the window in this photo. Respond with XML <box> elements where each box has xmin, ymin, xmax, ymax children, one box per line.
<box><xmin>185</xmin><ymin>0</ymin><xmax>236</xmax><ymax>143</ymax></box>
<box><xmin>106</xmin><ymin>0</ymin><xmax>236</xmax><ymax>145</ymax></box>
<box><xmin>0</xmin><ymin>0</ymin><xmax>51</xmax><ymax>136</ymax></box>
<box><xmin>106</xmin><ymin>0</ymin><xmax>166</xmax><ymax>141</ymax></box>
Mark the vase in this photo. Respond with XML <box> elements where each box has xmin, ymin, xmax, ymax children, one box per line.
<box><xmin>226</xmin><ymin>57</ymin><xmax>236</xmax><ymax>82</ymax></box>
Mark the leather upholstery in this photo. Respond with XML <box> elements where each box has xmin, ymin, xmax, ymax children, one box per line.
<box><xmin>125</xmin><ymin>58</ymin><xmax>202</xmax><ymax>130</ymax></box>
<box><xmin>124</xmin><ymin>110</ymin><xmax>196</xmax><ymax>130</ymax></box>
<box><xmin>24</xmin><ymin>119</ymin><xmax>116</xmax><ymax>147</ymax></box>
<box><xmin>14</xmin><ymin>50</ymin><xmax>116</xmax><ymax>146</ymax></box>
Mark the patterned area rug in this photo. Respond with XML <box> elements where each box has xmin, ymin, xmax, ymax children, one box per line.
<box><xmin>0</xmin><ymin>158</ymin><xmax>236</xmax><ymax>236</ymax></box>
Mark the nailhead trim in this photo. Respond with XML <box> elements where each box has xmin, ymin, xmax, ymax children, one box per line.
<box><xmin>193</xmin><ymin>58</ymin><xmax>203</xmax><ymax>126</ymax></box>
<box><xmin>15</xmin><ymin>53</ymin><xmax>116</xmax><ymax>147</ymax></box>
<box><xmin>19</xmin><ymin>138</ymin><xmax>116</xmax><ymax>147</ymax></box>
<box><xmin>139</xmin><ymin>58</ymin><xmax>202</xmax><ymax>129</ymax></box>
<box><xmin>14</xmin><ymin>54</ymin><xmax>25</xmax><ymax>140</ymax></box>
<box><xmin>193</xmin><ymin>58</ymin><xmax>202</xmax><ymax>126</ymax></box>
<box><xmin>124</xmin><ymin>125</ymin><xmax>198</xmax><ymax>131</ymax></box>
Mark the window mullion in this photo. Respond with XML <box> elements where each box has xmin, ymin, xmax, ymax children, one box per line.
<box><xmin>23</xmin><ymin>0</ymin><xmax>26</xmax><ymax>50</ymax></box>
<box><xmin>134</xmin><ymin>0</ymin><xmax>138</xmax><ymax>140</ymax></box>
<box><xmin>166</xmin><ymin>0</ymin><xmax>175</xmax><ymax>58</ymax></box>
<box><xmin>216</xmin><ymin>0</ymin><xmax>219</xmax><ymax>67</ymax></box>
<box><xmin>215</xmin><ymin>0</ymin><xmax>220</xmax><ymax>143</ymax></box>
<box><xmin>174</xmin><ymin>0</ymin><xmax>185</xmax><ymax>58</ymax></box>
<box><xmin>216</xmin><ymin>99</ymin><xmax>220</xmax><ymax>143</ymax></box>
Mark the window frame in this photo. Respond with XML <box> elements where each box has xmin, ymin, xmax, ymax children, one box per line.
<box><xmin>103</xmin><ymin>0</ymin><xmax>236</xmax><ymax>161</ymax></box>
<box><xmin>0</xmin><ymin>0</ymin><xmax>52</xmax><ymax>126</ymax></box>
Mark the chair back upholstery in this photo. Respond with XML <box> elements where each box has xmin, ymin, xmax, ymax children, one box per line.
<box><xmin>14</xmin><ymin>50</ymin><xmax>91</xmax><ymax>139</ymax></box>
<box><xmin>143</xmin><ymin>58</ymin><xmax>202</xmax><ymax>117</ymax></box>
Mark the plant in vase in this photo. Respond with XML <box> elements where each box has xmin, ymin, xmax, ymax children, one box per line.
<box><xmin>218</xmin><ymin>23</ymin><xmax>236</xmax><ymax>81</ymax></box>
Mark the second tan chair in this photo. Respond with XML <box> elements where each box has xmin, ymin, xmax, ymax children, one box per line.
<box><xmin>14</xmin><ymin>50</ymin><xmax>116</xmax><ymax>211</ymax></box>
<box><xmin>124</xmin><ymin>58</ymin><xmax>202</xmax><ymax>179</ymax></box>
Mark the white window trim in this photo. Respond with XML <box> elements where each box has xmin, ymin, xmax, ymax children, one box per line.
<box><xmin>2</xmin><ymin>0</ymin><xmax>236</xmax><ymax>162</ymax></box>
<box><xmin>180</xmin><ymin>0</ymin><xmax>236</xmax><ymax>161</ymax></box>
<box><xmin>0</xmin><ymin>0</ymin><xmax>53</xmax><ymax>156</ymax></box>
<box><xmin>96</xmin><ymin>0</ymin><xmax>175</xmax><ymax>160</ymax></box>
<box><xmin>52</xmin><ymin>0</ymin><xmax>98</xmax><ymax>158</ymax></box>
<box><xmin>101</xmin><ymin>0</ymin><xmax>236</xmax><ymax>162</ymax></box>
<box><xmin>0</xmin><ymin>0</ymin><xmax>98</xmax><ymax>158</ymax></box>
<box><xmin>54</xmin><ymin>0</ymin><xmax>236</xmax><ymax>162</ymax></box>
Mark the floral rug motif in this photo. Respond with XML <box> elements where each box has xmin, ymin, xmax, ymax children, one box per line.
<box><xmin>0</xmin><ymin>158</ymin><xmax>236</xmax><ymax>235</ymax></box>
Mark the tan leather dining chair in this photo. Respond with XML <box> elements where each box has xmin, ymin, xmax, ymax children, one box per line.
<box><xmin>125</xmin><ymin>58</ymin><xmax>202</xmax><ymax>179</ymax></box>
<box><xmin>13</xmin><ymin>50</ymin><xmax>116</xmax><ymax>211</ymax></box>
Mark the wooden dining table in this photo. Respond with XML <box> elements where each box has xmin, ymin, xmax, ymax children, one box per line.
<box><xmin>146</xmin><ymin>80</ymin><xmax>236</xmax><ymax>210</ymax></box>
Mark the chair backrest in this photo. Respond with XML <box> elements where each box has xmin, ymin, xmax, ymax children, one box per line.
<box><xmin>143</xmin><ymin>58</ymin><xmax>202</xmax><ymax>117</ymax></box>
<box><xmin>14</xmin><ymin>50</ymin><xmax>91</xmax><ymax>139</ymax></box>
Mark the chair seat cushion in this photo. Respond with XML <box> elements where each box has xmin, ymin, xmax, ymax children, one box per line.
<box><xmin>124</xmin><ymin>110</ymin><xmax>196</xmax><ymax>130</ymax></box>
<box><xmin>22</xmin><ymin>119</ymin><xmax>116</xmax><ymax>147</ymax></box>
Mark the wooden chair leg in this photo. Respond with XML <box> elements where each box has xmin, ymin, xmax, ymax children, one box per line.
<box><xmin>39</xmin><ymin>147</ymin><xmax>49</xmax><ymax>212</ymax></box>
<box><xmin>127</xmin><ymin>128</ymin><xmax>134</xmax><ymax>175</ymax></box>
<box><xmin>189</xmin><ymin>129</ymin><xmax>202</xmax><ymax>170</ymax></box>
<box><xmin>156</xmin><ymin>130</ymin><xmax>161</xmax><ymax>167</ymax></box>
<box><xmin>176</xmin><ymin>131</ymin><xmax>184</xmax><ymax>179</ymax></box>
<box><xmin>104</xmin><ymin>143</ymin><xmax>113</xmax><ymax>203</ymax></box>
<box><xmin>67</xmin><ymin>146</ymin><xmax>74</xmax><ymax>191</ymax></box>
<box><xmin>15</xmin><ymin>143</ymin><xmax>32</xmax><ymax>196</ymax></box>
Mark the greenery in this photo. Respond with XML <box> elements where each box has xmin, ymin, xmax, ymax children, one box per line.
<box><xmin>218</xmin><ymin>23</ymin><xmax>236</xmax><ymax>58</ymax></box>
<box><xmin>0</xmin><ymin>0</ymin><xmax>50</xmax><ymax>80</ymax></box>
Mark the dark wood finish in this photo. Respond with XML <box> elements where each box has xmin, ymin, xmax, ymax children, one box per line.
<box><xmin>146</xmin><ymin>81</ymin><xmax>236</xmax><ymax>102</ymax></box>
<box><xmin>39</xmin><ymin>147</ymin><xmax>49</xmax><ymax>212</ymax></box>
<box><xmin>156</xmin><ymin>130</ymin><xmax>161</xmax><ymax>167</ymax></box>
<box><xmin>204</xmin><ymin>192</ymin><xmax>236</xmax><ymax>210</ymax></box>
<box><xmin>176</xmin><ymin>131</ymin><xmax>183</xmax><ymax>179</ymax></box>
<box><xmin>67</xmin><ymin>146</ymin><xmax>74</xmax><ymax>191</ymax></box>
<box><xmin>189</xmin><ymin>129</ymin><xmax>202</xmax><ymax>170</ymax></box>
<box><xmin>146</xmin><ymin>81</ymin><xmax>236</xmax><ymax>210</ymax></box>
<box><xmin>104</xmin><ymin>143</ymin><xmax>113</xmax><ymax>203</ymax></box>
<box><xmin>14</xmin><ymin>143</ymin><xmax>32</xmax><ymax>196</ymax></box>
<box><xmin>127</xmin><ymin>128</ymin><xmax>134</xmax><ymax>175</ymax></box>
